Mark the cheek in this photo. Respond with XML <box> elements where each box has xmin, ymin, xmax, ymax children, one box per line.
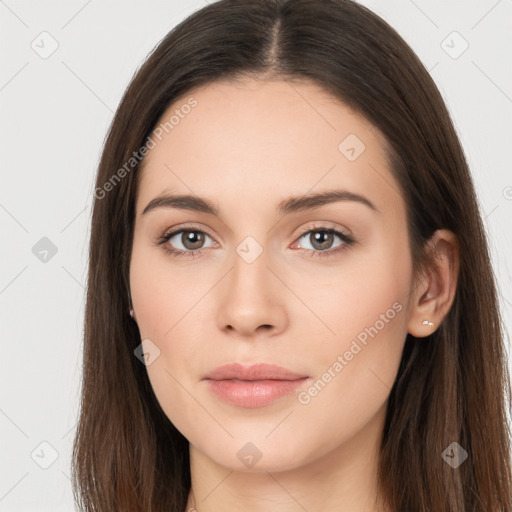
<box><xmin>286</xmin><ymin>232</ymin><xmax>412</xmax><ymax>408</ymax></box>
<box><xmin>144</xmin><ymin>354</ymin><xmax>205</xmax><ymax>434</ymax></box>
<box><xmin>129</xmin><ymin>239</ymin><xmax>199</xmax><ymax>339</ymax></box>
<box><xmin>129</xmin><ymin>241</ymin><xmax>214</xmax><ymax>431</ymax></box>
<box><xmin>282</xmin><ymin>235</ymin><xmax>412</xmax><ymax>352</ymax></box>
<box><xmin>282</xmin><ymin>264</ymin><xmax>410</xmax><ymax>464</ymax></box>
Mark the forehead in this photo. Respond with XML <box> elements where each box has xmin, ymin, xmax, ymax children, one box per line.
<box><xmin>136</xmin><ymin>78</ymin><xmax>401</xmax><ymax>217</ymax></box>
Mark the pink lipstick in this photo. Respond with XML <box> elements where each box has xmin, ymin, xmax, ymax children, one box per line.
<box><xmin>202</xmin><ymin>362</ymin><xmax>309</xmax><ymax>408</ymax></box>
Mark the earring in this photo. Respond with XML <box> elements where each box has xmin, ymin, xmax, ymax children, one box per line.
<box><xmin>422</xmin><ymin>320</ymin><xmax>434</xmax><ymax>326</ymax></box>
<box><xmin>128</xmin><ymin>292</ymin><xmax>135</xmax><ymax>318</ymax></box>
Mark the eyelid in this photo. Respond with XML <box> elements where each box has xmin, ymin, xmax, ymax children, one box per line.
<box><xmin>158</xmin><ymin>221</ymin><xmax>349</xmax><ymax>245</ymax></box>
<box><xmin>289</xmin><ymin>222</ymin><xmax>354</xmax><ymax>257</ymax></box>
<box><xmin>293</xmin><ymin>221</ymin><xmax>351</xmax><ymax>240</ymax></box>
<box><xmin>153</xmin><ymin>223</ymin><xmax>218</xmax><ymax>258</ymax></box>
<box><xmin>156</xmin><ymin>221</ymin><xmax>355</xmax><ymax>258</ymax></box>
<box><xmin>160</xmin><ymin>222</ymin><xmax>218</xmax><ymax>242</ymax></box>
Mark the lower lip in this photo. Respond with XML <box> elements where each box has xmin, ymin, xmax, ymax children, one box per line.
<box><xmin>205</xmin><ymin>378</ymin><xmax>309</xmax><ymax>408</ymax></box>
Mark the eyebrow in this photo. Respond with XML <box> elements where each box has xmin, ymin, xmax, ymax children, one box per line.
<box><xmin>141</xmin><ymin>189</ymin><xmax>379</xmax><ymax>216</ymax></box>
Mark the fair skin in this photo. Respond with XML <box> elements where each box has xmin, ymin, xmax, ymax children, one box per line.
<box><xmin>129</xmin><ymin>77</ymin><xmax>459</xmax><ymax>512</ymax></box>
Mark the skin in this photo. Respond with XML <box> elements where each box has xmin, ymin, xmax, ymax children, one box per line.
<box><xmin>129</xmin><ymin>77</ymin><xmax>459</xmax><ymax>512</ymax></box>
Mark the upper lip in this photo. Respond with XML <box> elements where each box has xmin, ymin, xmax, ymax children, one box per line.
<box><xmin>203</xmin><ymin>363</ymin><xmax>308</xmax><ymax>381</ymax></box>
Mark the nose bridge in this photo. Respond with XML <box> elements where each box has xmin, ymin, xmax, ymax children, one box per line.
<box><xmin>229</xmin><ymin>233</ymin><xmax>273</xmax><ymax>300</ymax></box>
<box><xmin>215</xmin><ymin>232</ymin><xmax>287</xmax><ymax>335</ymax></box>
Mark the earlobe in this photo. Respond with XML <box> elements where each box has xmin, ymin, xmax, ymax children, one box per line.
<box><xmin>406</xmin><ymin>271</ymin><xmax>438</xmax><ymax>337</ymax></box>
<box><xmin>407</xmin><ymin>229</ymin><xmax>459</xmax><ymax>338</ymax></box>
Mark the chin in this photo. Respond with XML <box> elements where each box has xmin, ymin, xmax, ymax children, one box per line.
<box><xmin>194</xmin><ymin>436</ymin><xmax>314</xmax><ymax>474</ymax></box>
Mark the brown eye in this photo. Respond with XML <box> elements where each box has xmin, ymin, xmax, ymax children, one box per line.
<box><xmin>307</xmin><ymin>230</ymin><xmax>336</xmax><ymax>251</ymax></box>
<box><xmin>293</xmin><ymin>226</ymin><xmax>355</xmax><ymax>259</ymax></box>
<box><xmin>157</xmin><ymin>228</ymin><xmax>216</xmax><ymax>257</ymax></box>
<box><xmin>298</xmin><ymin>229</ymin><xmax>346</xmax><ymax>252</ymax></box>
<box><xmin>179</xmin><ymin>230</ymin><xmax>206</xmax><ymax>250</ymax></box>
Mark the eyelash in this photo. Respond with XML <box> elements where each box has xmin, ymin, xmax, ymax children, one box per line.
<box><xmin>155</xmin><ymin>223</ymin><xmax>355</xmax><ymax>260</ymax></box>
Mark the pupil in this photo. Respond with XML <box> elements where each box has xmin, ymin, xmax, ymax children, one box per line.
<box><xmin>184</xmin><ymin>231</ymin><xmax>203</xmax><ymax>250</ymax></box>
<box><xmin>312</xmin><ymin>231</ymin><xmax>332</xmax><ymax>250</ymax></box>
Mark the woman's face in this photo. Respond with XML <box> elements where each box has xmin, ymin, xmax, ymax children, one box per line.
<box><xmin>130</xmin><ymin>78</ymin><xmax>416</xmax><ymax>472</ymax></box>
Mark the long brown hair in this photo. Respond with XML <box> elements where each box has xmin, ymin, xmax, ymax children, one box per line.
<box><xmin>71</xmin><ymin>1</ymin><xmax>512</xmax><ymax>510</ymax></box>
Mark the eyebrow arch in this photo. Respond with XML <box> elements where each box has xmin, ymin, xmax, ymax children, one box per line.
<box><xmin>141</xmin><ymin>189</ymin><xmax>379</xmax><ymax>216</ymax></box>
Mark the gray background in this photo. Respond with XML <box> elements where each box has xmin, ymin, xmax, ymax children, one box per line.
<box><xmin>1</xmin><ymin>0</ymin><xmax>511</xmax><ymax>510</ymax></box>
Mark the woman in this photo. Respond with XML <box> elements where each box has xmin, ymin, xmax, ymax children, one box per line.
<box><xmin>72</xmin><ymin>1</ymin><xmax>512</xmax><ymax>511</ymax></box>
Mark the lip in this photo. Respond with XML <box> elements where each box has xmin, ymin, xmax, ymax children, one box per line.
<box><xmin>202</xmin><ymin>363</ymin><xmax>310</xmax><ymax>408</ymax></box>
<box><xmin>202</xmin><ymin>362</ymin><xmax>307</xmax><ymax>381</ymax></box>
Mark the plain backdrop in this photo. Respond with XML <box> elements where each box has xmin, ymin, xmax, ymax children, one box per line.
<box><xmin>1</xmin><ymin>1</ymin><xmax>511</xmax><ymax>510</ymax></box>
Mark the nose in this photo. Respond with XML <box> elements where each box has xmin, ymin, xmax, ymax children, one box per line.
<box><xmin>216</xmin><ymin>243</ymin><xmax>288</xmax><ymax>339</ymax></box>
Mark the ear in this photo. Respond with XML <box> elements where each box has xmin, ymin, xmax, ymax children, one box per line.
<box><xmin>407</xmin><ymin>229</ymin><xmax>460</xmax><ymax>337</ymax></box>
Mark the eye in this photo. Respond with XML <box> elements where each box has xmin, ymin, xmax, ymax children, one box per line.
<box><xmin>293</xmin><ymin>224</ymin><xmax>355</xmax><ymax>258</ymax></box>
<box><xmin>156</xmin><ymin>226</ymin><xmax>216</xmax><ymax>258</ymax></box>
<box><xmin>155</xmin><ymin>223</ymin><xmax>355</xmax><ymax>259</ymax></box>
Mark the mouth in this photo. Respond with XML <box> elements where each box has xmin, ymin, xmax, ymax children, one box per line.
<box><xmin>202</xmin><ymin>362</ymin><xmax>310</xmax><ymax>408</ymax></box>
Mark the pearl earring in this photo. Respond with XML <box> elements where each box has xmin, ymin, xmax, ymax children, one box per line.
<box><xmin>129</xmin><ymin>307</ymin><xmax>134</xmax><ymax>318</ymax></box>
<box><xmin>422</xmin><ymin>320</ymin><xmax>434</xmax><ymax>326</ymax></box>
